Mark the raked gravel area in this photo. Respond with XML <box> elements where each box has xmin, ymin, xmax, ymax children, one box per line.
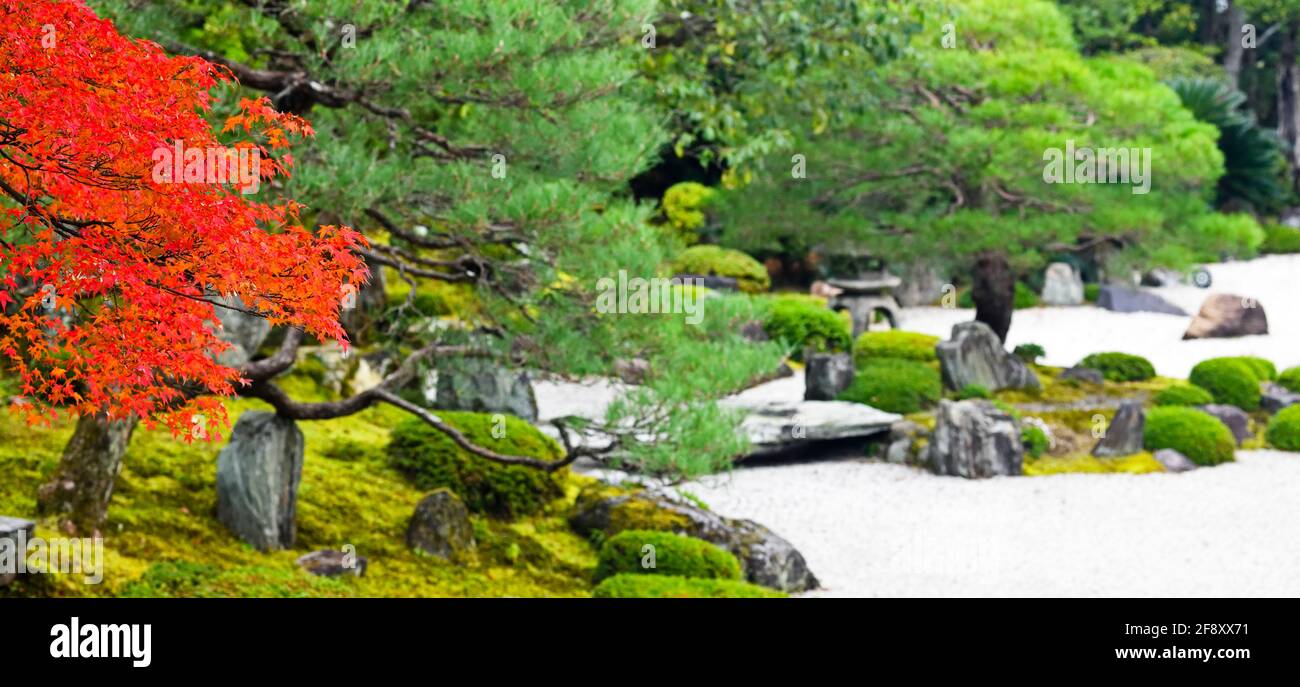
<box><xmin>685</xmin><ymin>452</ymin><xmax>1300</xmax><ymax>597</ymax></box>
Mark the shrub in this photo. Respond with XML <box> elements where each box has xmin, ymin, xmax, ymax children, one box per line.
<box><xmin>1266</xmin><ymin>405</ymin><xmax>1300</xmax><ymax>451</ymax></box>
<box><xmin>1153</xmin><ymin>384</ymin><xmax>1214</xmax><ymax>407</ymax></box>
<box><xmin>1084</xmin><ymin>283</ymin><xmax>1101</xmax><ymax>303</ymax></box>
<box><xmin>853</xmin><ymin>330</ymin><xmax>938</xmax><ymax>365</ymax></box>
<box><xmin>1260</xmin><ymin>223</ymin><xmax>1300</xmax><ymax>255</ymax></box>
<box><xmin>1021</xmin><ymin>424</ymin><xmax>1050</xmax><ymax>458</ymax></box>
<box><xmin>1078</xmin><ymin>352</ymin><xmax>1156</xmax><ymax>382</ymax></box>
<box><xmin>957</xmin><ymin>384</ymin><xmax>991</xmax><ymax>400</ymax></box>
<box><xmin>660</xmin><ymin>182</ymin><xmax>716</xmax><ymax>244</ymax></box>
<box><xmin>387</xmin><ymin>412</ymin><xmax>566</xmax><ymax>518</ymax></box>
<box><xmin>1188</xmin><ymin>358</ymin><xmax>1262</xmax><ymax>410</ymax></box>
<box><xmin>1221</xmin><ymin>356</ymin><xmax>1276</xmax><ymax>381</ymax></box>
<box><xmin>838</xmin><ymin>358</ymin><xmax>942</xmax><ymax>413</ymax></box>
<box><xmin>957</xmin><ymin>282</ymin><xmax>1039</xmax><ymax>309</ymax></box>
<box><xmin>594</xmin><ymin>530</ymin><xmax>742</xmax><ymax>583</ymax></box>
<box><xmin>763</xmin><ymin>297</ymin><xmax>851</xmax><ymax>360</ymax></box>
<box><xmin>592</xmin><ymin>574</ymin><xmax>785</xmax><ymax>598</ymax></box>
<box><xmin>1279</xmin><ymin>366</ymin><xmax>1300</xmax><ymax>393</ymax></box>
<box><xmin>668</xmin><ymin>245</ymin><xmax>770</xmax><ymax>293</ymax></box>
<box><xmin>1012</xmin><ymin>343</ymin><xmax>1045</xmax><ymax>364</ymax></box>
<box><xmin>1144</xmin><ymin>406</ymin><xmax>1236</xmax><ymax>466</ymax></box>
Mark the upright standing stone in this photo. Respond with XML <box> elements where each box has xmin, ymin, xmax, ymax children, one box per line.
<box><xmin>804</xmin><ymin>352</ymin><xmax>854</xmax><ymax>400</ymax></box>
<box><xmin>1040</xmin><ymin>262</ymin><xmax>1084</xmax><ymax>306</ymax></box>
<box><xmin>927</xmin><ymin>400</ymin><xmax>1024</xmax><ymax>478</ymax></box>
<box><xmin>216</xmin><ymin>412</ymin><xmax>304</xmax><ymax>551</ymax></box>
<box><xmin>435</xmin><ymin>358</ymin><xmax>538</xmax><ymax>421</ymax></box>
<box><xmin>1092</xmin><ymin>401</ymin><xmax>1144</xmax><ymax>457</ymax></box>
<box><xmin>936</xmin><ymin>321</ymin><xmax>1041</xmax><ymax>392</ymax></box>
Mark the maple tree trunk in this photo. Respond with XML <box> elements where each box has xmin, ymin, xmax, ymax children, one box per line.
<box><xmin>971</xmin><ymin>250</ymin><xmax>1014</xmax><ymax>343</ymax></box>
<box><xmin>37</xmin><ymin>413</ymin><xmax>138</xmax><ymax>537</ymax></box>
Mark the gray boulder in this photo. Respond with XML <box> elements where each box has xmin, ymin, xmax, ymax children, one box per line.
<box><xmin>1092</xmin><ymin>401</ymin><xmax>1144</xmax><ymax>457</ymax></box>
<box><xmin>928</xmin><ymin>399</ymin><xmax>1023</xmax><ymax>478</ymax></box>
<box><xmin>1183</xmin><ymin>294</ymin><xmax>1268</xmax><ymax>339</ymax></box>
<box><xmin>804</xmin><ymin>352</ymin><xmax>854</xmax><ymax>401</ymax></box>
<box><xmin>893</xmin><ymin>262</ymin><xmax>949</xmax><ymax>307</ymax></box>
<box><xmin>721</xmin><ymin>400</ymin><xmax>899</xmax><ymax>453</ymax></box>
<box><xmin>216</xmin><ymin>412</ymin><xmax>304</xmax><ymax>551</ymax></box>
<box><xmin>1262</xmin><ymin>383</ymin><xmax>1300</xmax><ymax>413</ymax></box>
<box><xmin>1040</xmin><ymin>262</ymin><xmax>1084</xmax><ymax>306</ymax></box>
<box><xmin>883</xmin><ymin>420</ymin><xmax>928</xmax><ymax>466</ymax></box>
<box><xmin>1198</xmin><ymin>404</ymin><xmax>1252</xmax><ymax>445</ymax></box>
<box><xmin>1154</xmin><ymin>448</ymin><xmax>1197</xmax><ymax>473</ymax></box>
<box><xmin>0</xmin><ymin>516</ymin><xmax>35</xmax><ymax>587</ymax></box>
<box><xmin>212</xmin><ymin>295</ymin><xmax>272</xmax><ymax>366</ymax></box>
<box><xmin>936</xmin><ymin>321</ymin><xmax>1041</xmax><ymax>392</ymax></box>
<box><xmin>407</xmin><ymin>489</ymin><xmax>477</xmax><ymax>560</ymax></box>
<box><xmin>1096</xmin><ymin>286</ymin><xmax>1187</xmax><ymax>316</ymax></box>
<box><xmin>297</xmin><ymin>549</ymin><xmax>367</xmax><ymax>577</ymax></box>
<box><xmin>1060</xmin><ymin>365</ymin><xmax>1105</xmax><ymax>385</ymax></box>
<box><xmin>435</xmin><ymin>358</ymin><xmax>538</xmax><ymax>421</ymax></box>
<box><xmin>570</xmin><ymin>486</ymin><xmax>818</xmax><ymax>592</ymax></box>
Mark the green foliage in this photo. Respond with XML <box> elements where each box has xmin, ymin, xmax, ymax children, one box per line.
<box><xmin>1170</xmin><ymin>78</ymin><xmax>1286</xmax><ymax>212</ymax></box>
<box><xmin>763</xmin><ymin>296</ymin><xmax>851</xmax><ymax>360</ymax></box>
<box><xmin>592</xmin><ymin>573</ymin><xmax>785</xmax><ymax>599</ymax></box>
<box><xmin>668</xmin><ymin>245</ymin><xmax>770</xmax><ymax>293</ymax></box>
<box><xmin>1188</xmin><ymin>358</ymin><xmax>1263</xmax><ymax>410</ymax></box>
<box><xmin>1084</xmin><ymin>283</ymin><xmax>1101</xmax><ymax>303</ymax></box>
<box><xmin>1144</xmin><ymin>407</ymin><xmax>1236</xmax><ymax>466</ymax></box>
<box><xmin>387</xmin><ymin>413</ymin><xmax>565</xmax><ymax>519</ymax></box>
<box><xmin>1013</xmin><ymin>343</ymin><xmax>1046</xmax><ymax>363</ymax></box>
<box><xmin>660</xmin><ymin>182</ymin><xmax>716</xmax><ymax>244</ymax></box>
<box><xmin>838</xmin><ymin>359</ymin><xmax>942</xmax><ymax>414</ymax></box>
<box><xmin>1278</xmin><ymin>366</ymin><xmax>1300</xmax><ymax>393</ymax></box>
<box><xmin>1024</xmin><ymin>451</ymin><xmax>1165</xmax><ymax>475</ymax></box>
<box><xmin>1221</xmin><ymin>356</ymin><xmax>1277</xmax><ymax>381</ymax></box>
<box><xmin>1265</xmin><ymin>405</ymin><xmax>1300</xmax><ymax>451</ymax></box>
<box><xmin>957</xmin><ymin>283</ymin><xmax>1039</xmax><ymax>309</ymax></box>
<box><xmin>593</xmin><ymin>530</ymin><xmax>741</xmax><ymax>583</ymax></box>
<box><xmin>1261</xmin><ymin>224</ymin><xmax>1300</xmax><ymax>254</ymax></box>
<box><xmin>853</xmin><ymin>330</ymin><xmax>939</xmax><ymax>366</ymax></box>
<box><xmin>1153</xmin><ymin>384</ymin><xmax>1214</xmax><ymax>407</ymax></box>
<box><xmin>1021</xmin><ymin>424</ymin><xmax>1050</xmax><ymax>458</ymax></box>
<box><xmin>1079</xmin><ymin>352</ymin><xmax>1156</xmax><ymax>382</ymax></box>
<box><xmin>957</xmin><ymin>384</ymin><xmax>992</xmax><ymax>400</ymax></box>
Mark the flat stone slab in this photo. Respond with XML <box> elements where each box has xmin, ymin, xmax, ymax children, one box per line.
<box><xmin>720</xmin><ymin>399</ymin><xmax>900</xmax><ymax>451</ymax></box>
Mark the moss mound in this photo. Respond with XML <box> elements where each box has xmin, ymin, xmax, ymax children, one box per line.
<box><xmin>838</xmin><ymin>358</ymin><xmax>942</xmax><ymax>414</ymax></box>
<box><xmin>668</xmin><ymin>245</ymin><xmax>770</xmax><ymax>293</ymax></box>
<box><xmin>762</xmin><ymin>296</ymin><xmax>851</xmax><ymax>360</ymax></box>
<box><xmin>1265</xmin><ymin>405</ymin><xmax>1300</xmax><ymax>451</ymax></box>
<box><xmin>387</xmin><ymin>412</ymin><xmax>566</xmax><ymax>519</ymax></box>
<box><xmin>592</xmin><ymin>573</ymin><xmax>785</xmax><ymax>598</ymax></box>
<box><xmin>1078</xmin><ymin>352</ymin><xmax>1156</xmax><ymax>382</ymax></box>
<box><xmin>1024</xmin><ymin>452</ymin><xmax>1164</xmax><ymax>476</ymax></box>
<box><xmin>1152</xmin><ymin>383</ymin><xmax>1215</xmax><ymax>407</ymax></box>
<box><xmin>1188</xmin><ymin>357</ymin><xmax>1262</xmax><ymax>410</ymax></box>
<box><xmin>1277</xmin><ymin>366</ymin><xmax>1300</xmax><ymax>393</ymax></box>
<box><xmin>594</xmin><ymin>530</ymin><xmax>741</xmax><ymax>582</ymax></box>
<box><xmin>853</xmin><ymin>330</ymin><xmax>939</xmax><ymax>365</ymax></box>
<box><xmin>1144</xmin><ymin>406</ymin><xmax>1236</xmax><ymax>466</ymax></box>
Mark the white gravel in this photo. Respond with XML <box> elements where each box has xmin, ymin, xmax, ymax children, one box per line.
<box><xmin>898</xmin><ymin>254</ymin><xmax>1300</xmax><ymax>379</ymax></box>
<box><xmin>686</xmin><ymin>451</ymin><xmax>1300</xmax><ymax>597</ymax></box>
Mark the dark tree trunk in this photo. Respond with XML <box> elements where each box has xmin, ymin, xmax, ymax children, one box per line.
<box><xmin>37</xmin><ymin>413</ymin><xmax>138</xmax><ymax>536</ymax></box>
<box><xmin>971</xmin><ymin>251</ymin><xmax>1014</xmax><ymax>342</ymax></box>
<box><xmin>1279</xmin><ymin>24</ymin><xmax>1300</xmax><ymax>193</ymax></box>
<box><xmin>1225</xmin><ymin>3</ymin><xmax>1245</xmax><ymax>90</ymax></box>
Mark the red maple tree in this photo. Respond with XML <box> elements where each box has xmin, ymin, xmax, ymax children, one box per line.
<box><xmin>0</xmin><ymin>0</ymin><xmax>367</xmax><ymax>438</ymax></box>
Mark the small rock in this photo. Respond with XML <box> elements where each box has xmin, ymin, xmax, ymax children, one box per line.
<box><xmin>1198</xmin><ymin>404</ymin><xmax>1252</xmax><ymax>445</ymax></box>
<box><xmin>740</xmin><ymin>320</ymin><xmax>769</xmax><ymax>343</ymax></box>
<box><xmin>297</xmin><ymin>549</ymin><xmax>368</xmax><ymax>577</ymax></box>
<box><xmin>216</xmin><ymin>413</ymin><xmax>304</xmax><ymax>552</ymax></box>
<box><xmin>1183</xmin><ymin>294</ymin><xmax>1268</xmax><ymax>339</ymax></box>
<box><xmin>1092</xmin><ymin>400</ymin><xmax>1144</xmax><ymax>457</ymax></box>
<box><xmin>883</xmin><ymin>420</ymin><xmax>927</xmax><ymax>465</ymax></box>
<box><xmin>612</xmin><ymin>358</ymin><xmax>650</xmax><ymax>385</ymax></box>
<box><xmin>809</xmin><ymin>280</ymin><xmax>844</xmax><ymax>299</ymax></box>
<box><xmin>1040</xmin><ymin>262</ymin><xmax>1083</xmax><ymax>306</ymax></box>
<box><xmin>804</xmin><ymin>352</ymin><xmax>854</xmax><ymax>401</ymax></box>
<box><xmin>1154</xmin><ymin>448</ymin><xmax>1197</xmax><ymax>473</ymax></box>
<box><xmin>1262</xmin><ymin>383</ymin><xmax>1300</xmax><ymax>413</ymax></box>
<box><xmin>1059</xmin><ymin>365</ymin><xmax>1105</xmax><ymax>385</ymax></box>
<box><xmin>407</xmin><ymin>489</ymin><xmax>476</xmax><ymax>560</ymax></box>
<box><xmin>1096</xmin><ymin>286</ymin><xmax>1187</xmax><ymax>316</ymax></box>
<box><xmin>928</xmin><ymin>400</ymin><xmax>1023</xmax><ymax>478</ymax></box>
<box><xmin>936</xmin><ymin>321</ymin><xmax>1041</xmax><ymax>392</ymax></box>
<box><xmin>0</xmin><ymin>516</ymin><xmax>35</xmax><ymax>587</ymax></box>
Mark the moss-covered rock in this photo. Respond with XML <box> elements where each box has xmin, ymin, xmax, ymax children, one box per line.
<box><xmin>387</xmin><ymin>413</ymin><xmax>566</xmax><ymax>519</ymax></box>
<box><xmin>592</xmin><ymin>573</ymin><xmax>786</xmax><ymax>598</ymax></box>
<box><xmin>1188</xmin><ymin>358</ymin><xmax>1262</xmax><ymax>410</ymax></box>
<box><xmin>1223</xmin><ymin>356</ymin><xmax>1277</xmax><ymax>381</ymax></box>
<box><xmin>838</xmin><ymin>358</ymin><xmax>942</xmax><ymax>414</ymax></box>
<box><xmin>1078</xmin><ymin>352</ymin><xmax>1156</xmax><ymax>382</ymax></box>
<box><xmin>594</xmin><ymin>530</ymin><xmax>741</xmax><ymax>582</ymax></box>
<box><xmin>668</xmin><ymin>245</ymin><xmax>770</xmax><ymax>293</ymax></box>
<box><xmin>1265</xmin><ymin>405</ymin><xmax>1300</xmax><ymax>451</ymax></box>
<box><xmin>1144</xmin><ymin>406</ymin><xmax>1236</xmax><ymax>466</ymax></box>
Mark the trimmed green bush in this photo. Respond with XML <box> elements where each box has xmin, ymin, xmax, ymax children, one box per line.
<box><xmin>592</xmin><ymin>573</ymin><xmax>785</xmax><ymax>598</ymax></box>
<box><xmin>387</xmin><ymin>412</ymin><xmax>566</xmax><ymax>518</ymax></box>
<box><xmin>853</xmin><ymin>330</ymin><xmax>939</xmax><ymax>364</ymax></box>
<box><xmin>1260</xmin><ymin>223</ymin><xmax>1300</xmax><ymax>255</ymax></box>
<box><xmin>763</xmin><ymin>297</ymin><xmax>851</xmax><ymax>360</ymax></box>
<box><xmin>1021</xmin><ymin>425</ymin><xmax>1049</xmax><ymax>458</ymax></box>
<box><xmin>1153</xmin><ymin>384</ymin><xmax>1215</xmax><ymax>407</ymax></box>
<box><xmin>668</xmin><ymin>245</ymin><xmax>770</xmax><ymax>293</ymax></box>
<box><xmin>1013</xmin><ymin>343</ymin><xmax>1045</xmax><ymax>364</ymax></box>
<box><xmin>1266</xmin><ymin>405</ymin><xmax>1300</xmax><ymax>451</ymax></box>
<box><xmin>1222</xmin><ymin>356</ymin><xmax>1276</xmax><ymax>381</ymax></box>
<box><xmin>1188</xmin><ymin>358</ymin><xmax>1262</xmax><ymax>410</ymax></box>
<box><xmin>1078</xmin><ymin>352</ymin><xmax>1156</xmax><ymax>382</ymax></box>
<box><xmin>1083</xmin><ymin>283</ymin><xmax>1101</xmax><ymax>303</ymax></box>
<box><xmin>1144</xmin><ymin>406</ymin><xmax>1236</xmax><ymax>466</ymax></box>
<box><xmin>957</xmin><ymin>383</ymin><xmax>991</xmax><ymax>400</ymax></box>
<box><xmin>660</xmin><ymin>181</ymin><xmax>716</xmax><ymax>244</ymax></box>
<box><xmin>594</xmin><ymin>530</ymin><xmax>741</xmax><ymax>583</ymax></box>
<box><xmin>1279</xmin><ymin>366</ymin><xmax>1300</xmax><ymax>393</ymax></box>
<box><xmin>838</xmin><ymin>358</ymin><xmax>942</xmax><ymax>413</ymax></box>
